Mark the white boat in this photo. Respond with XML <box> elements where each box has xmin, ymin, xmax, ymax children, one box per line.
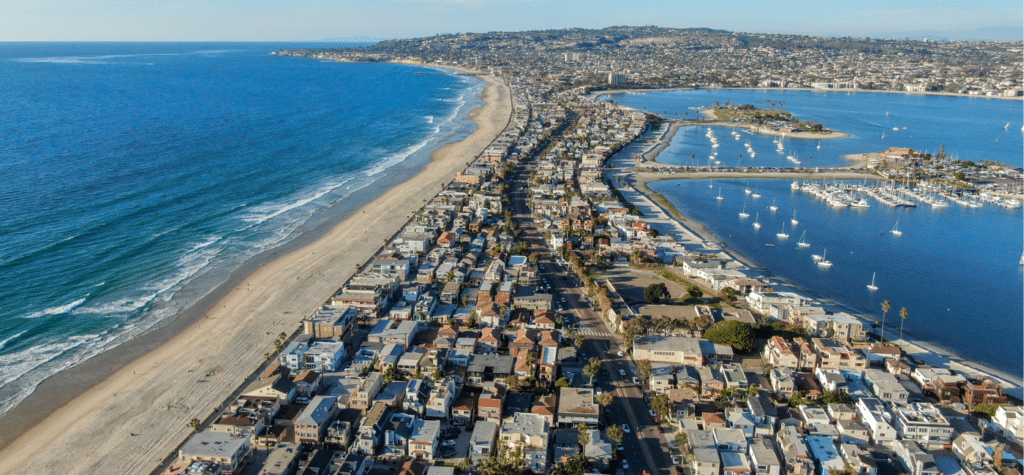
<box><xmin>791</xmin><ymin>181</ymin><xmax>800</xmax><ymax>191</ymax></box>
<box><xmin>709</xmin><ymin>177</ymin><xmax>714</xmax><ymax>189</ymax></box>
<box><xmin>850</xmin><ymin>198</ymin><xmax>871</xmax><ymax>208</ymax></box>
<box><xmin>867</xmin><ymin>272</ymin><xmax>878</xmax><ymax>291</ymax></box>
<box><xmin>739</xmin><ymin>203</ymin><xmax>750</xmax><ymax>218</ymax></box>
<box><xmin>777</xmin><ymin>223</ymin><xmax>789</xmax><ymax>239</ymax></box>
<box><xmin>891</xmin><ymin>219</ymin><xmax>902</xmax><ymax>236</ymax></box>
<box><xmin>769</xmin><ymin>198</ymin><xmax>778</xmax><ymax>212</ymax></box>
<box><xmin>752</xmin><ymin>186</ymin><xmax>761</xmax><ymax>199</ymax></box>
<box><xmin>817</xmin><ymin>248</ymin><xmax>833</xmax><ymax>267</ymax></box>
<box><xmin>716</xmin><ymin>187</ymin><xmax>724</xmax><ymax>201</ymax></box>
<box><xmin>744</xmin><ymin>180</ymin><xmax>751</xmax><ymax>194</ymax></box>
<box><xmin>791</xmin><ymin>210</ymin><xmax>799</xmax><ymax>226</ymax></box>
<box><xmin>753</xmin><ymin>212</ymin><xmax>761</xmax><ymax>229</ymax></box>
<box><xmin>797</xmin><ymin>230</ymin><xmax>810</xmax><ymax>248</ymax></box>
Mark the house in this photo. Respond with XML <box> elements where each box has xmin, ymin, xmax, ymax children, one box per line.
<box><xmin>242</xmin><ymin>367</ymin><xmax>296</xmax><ymax>404</ymax></box>
<box><xmin>177</xmin><ymin>431</ymin><xmax>253</xmax><ymax>474</ymax></box>
<box><xmin>856</xmin><ymin>397</ymin><xmax>898</xmax><ymax>443</ymax></box>
<box><xmin>557</xmin><ymin>387</ymin><xmax>600</xmax><ymax>427</ymax></box>
<box><xmin>699</xmin><ymin>366</ymin><xmax>725</xmax><ymax>400</ymax></box>
<box><xmin>893</xmin><ymin>439</ymin><xmax>942</xmax><ymax>475</ymax></box>
<box><xmin>837</xmin><ymin>419</ymin><xmax>871</xmax><ymax>445</ymax></box>
<box><xmin>553</xmin><ymin>430</ymin><xmax>580</xmax><ymax>466</ymax></box>
<box><xmin>500</xmin><ymin>413</ymin><xmax>550</xmax><ymax>473</ymax></box>
<box><xmin>585</xmin><ymin>428</ymin><xmax>614</xmax><ymax>471</ymax></box>
<box><xmin>279</xmin><ymin>340</ymin><xmax>346</xmax><ymax>373</ymax></box>
<box><xmin>478</xmin><ymin>328</ymin><xmax>503</xmax><ymax>354</ymax></box>
<box><xmin>211</xmin><ymin>395</ymin><xmax>280</xmax><ymax>442</ymax></box>
<box><xmin>764</xmin><ymin>336</ymin><xmax>800</xmax><ymax>369</ymax></box>
<box><xmin>408</xmin><ymin>418</ymin><xmax>441</xmax><ymax>462</ymax></box>
<box><xmin>466</xmin><ymin>354</ymin><xmax>515</xmax><ymax>385</ymax></box>
<box><xmin>367</xmin><ymin>319</ymin><xmax>423</xmax><ymax>347</ymax></box>
<box><xmin>470</xmin><ymin>420</ymin><xmax>498</xmax><ymax>463</ymax></box>
<box><xmin>748</xmin><ymin>435</ymin><xmax>782</xmax><ymax>475</ymax></box>
<box><xmin>349</xmin><ymin>372</ymin><xmax>384</xmax><ymax>411</ymax></box>
<box><xmin>689</xmin><ymin>429</ymin><xmax>723</xmax><ymax>475</ymax></box>
<box><xmin>863</xmin><ymin>369</ymin><xmax>909</xmax><ymax>403</ymax></box>
<box><xmin>770</xmin><ymin>368</ymin><xmax>796</xmax><ymax>396</ymax></box>
<box><xmin>806</xmin><ymin>436</ymin><xmax>846</xmax><ymax>475</ymax></box>
<box><xmin>776</xmin><ymin>425</ymin><xmax>815</xmax><ymax>475</ymax></box>
<box><xmin>355</xmin><ymin>403</ymin><xmax>392</xmax><ymax>455</ymax></box>
<box><xmin>891</xmin><ymin>402</ymin><xmax>954</xmax><ymax>449</ymax></box>
<box><xmin>650</xmin><ymin>363</ymin><xmax>676</xmax><ymax>394</ymax></box>
<box><xmin>295</xmin><ymin>396</ymin><xmax>339</xmax><ymax>446</ymax></box>
<box><xmin>425</xmin><ymin>377</ymin><xmax>458</xmax><ymax>419</ymax></box>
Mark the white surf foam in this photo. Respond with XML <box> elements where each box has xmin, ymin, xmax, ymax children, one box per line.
<box><xmin>22</xmin><ymin>298</ymin><xmax>87</xmax><ymax>319</ymax></box>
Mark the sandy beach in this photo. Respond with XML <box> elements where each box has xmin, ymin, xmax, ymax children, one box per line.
<box><xmin>0</xmin><ymin>72</ymin><xmax>511</xmax><ymax>475</ymax></box>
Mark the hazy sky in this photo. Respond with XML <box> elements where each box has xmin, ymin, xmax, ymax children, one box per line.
<box><xmin>0</xmin><ymin>0</ymin><xmax>1020</xmax><ymax>42</ymax></box>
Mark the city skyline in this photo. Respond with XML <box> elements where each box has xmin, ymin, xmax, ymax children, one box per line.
<box><xmin>1</xmin><ymin>0</ymin><xmax>1021</xmax><ymax>42</ymax></box>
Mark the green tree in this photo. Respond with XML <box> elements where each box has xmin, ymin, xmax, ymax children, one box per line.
<box><xmin>637</xmin><ymin>360</ymin><xmax>653</xmax><ymax>382</ymax></box>
<box><xmin>555</xmin><ymin>377</ymin><xmax>572</xmax><ymax>388</ymax></box>
<box><xmin>432</xmin><ymin>368</ymin><xmax>445</xmax><ymax>381</ymax></box>
<box><xmin>583</xmin><ymin>358</ymin><xmax>601</xmax><ymax>385</ymax></box>
<box><xmin>577</xmin><ymin>422</ymin><xmax>591</xmax><ymax>449</ymax></box>
<box><xmin>382</xmin><ymin>365</ymin><xmax>399</xmax><ymax>383</ymax></box>
<box><xmin>644</xmin><ymin>283</ymin><xmax>670</xmax><ymax>303</ymax></box>
<box><xmin>596</xmin><ymin>392</ymin><xmax>615</xmax><ymax>407</ymax></box>
<box><xmin>652</xmin><ymin>394</ymin><xmax>673</xmax><ymax>420</ymax></box>
<box><xmin>606</xmin><ymin>424</ymin><xmax>625</xmax><ymax>443</ymax></box>
<box><xmin>675</xmin><ymin>431</ymin><xmax>688</xmax><ymax>448</ymax></box>
<box><xmin>880</xmin><ymin>300</ymin><xmax>892</xmax><ymax>342</ymax></box>
<box><xmin>552</xmin><ymin>454</ymin><xmax>590</xmax><ymax>475</ymax></box>
<box><xmin>703</xmin><ymin>320</ymin><xmax>757</xmax><ymax>353</ymax></box>
<box><xmin>899</xmin><ymin>307</ymin><xmax>909</xmax><ymax>344</ymax></box>
<box><xmin>575</xmin><ymin>334</ymin><xmax>586</xmax><ymax>348</ymax></box>
<box><xmin>189</xmin><ymin>418</ymin><xmax>201</xmax><ymax>432</ymax></box>
<box><xmin>686</xmin><ymin>285</ymin><xmax>704</xmax><ymax>303</ymax></box>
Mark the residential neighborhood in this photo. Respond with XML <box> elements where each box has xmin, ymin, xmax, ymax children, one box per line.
<box><xmin>166</xmin><ymin>28</ymin><xmax>1021</xmax><ymax>475</ymax></box>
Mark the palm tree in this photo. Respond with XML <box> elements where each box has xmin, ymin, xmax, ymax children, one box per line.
<box><xmin>577</xmin><ymin>422</ymin><xmax>590</xmax><ymax>449</ymax></box>
<box><xmin>879</xmin><ymin>300</ymin><xmax>892</xmax><ymax>342</ymax></box>
<box><xmin>899</xmin><ymin>307</ymin><xmax>909</xmax><ymax>344</ymax></box>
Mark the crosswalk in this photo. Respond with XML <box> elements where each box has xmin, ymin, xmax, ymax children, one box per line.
<box><xmin>579</xmin><ymin>331</ymin><xmax>614</xmax><ymax>337</ymax></box>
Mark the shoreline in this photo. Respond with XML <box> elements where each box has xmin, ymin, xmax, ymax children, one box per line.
<box><xmin>594</xmin><ymin>85</ymin><xmax>1024</xmax><ymax>101</ymax></box>
<box><xmin>0</xmin><ymin>67</ymin><xmax>512</xmax><ymax>474</ymax></box>
<box><xmin>611</xmin><ymin>129</ymin><xmax>1022</xmax><ymax>399</ymax></box>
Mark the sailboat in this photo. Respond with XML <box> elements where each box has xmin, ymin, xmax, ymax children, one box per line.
<box><xmin>744</xmin><ymin>180</ymin><xmax>752</xmax><ymax>195</ymax></box>
<box><xmin>739</xmin><ymin>203</ymin><xmax>750</xmax><ymax>218</ymax></box>
<box><xmin>816</xmin><ymin>140</ymin><xmax>821</xmax><ymax>150</ymax></box>
<box><xmin>890</xmin><ymin>219</ymin><xmax>902</xmax><ymax>236</ymax></box>
<box><xmin>777</xmin><ymin>223</ymin><xmax>789</xmax><ymax>239</ymax></box>
<box><xmin>752</xmin><ymin>186</ymin><xmax>762</xmax><ymax>199</ymax></box>
<box><xmin>769</xmin><ymin>198</ymin><xmax>778</xmax><ymax>212</ymax></box>
<box><xmin>797</xmin><ymin>230</ymin><xmax>810</xmax><ymax>247</ymax></box>
<box><xmin>816</xmin><ymin>248</ymin><xmax>833</xmax><ymax>268</ymax></box>
<box><xmin>716</xmin><ymin>187</ymin><xmax>724</xmax><ymax>201</ymax></box>
<box><xmin>709</xmin><ymin>177</ymin><xmax>714</xmax><ymax>189</ymax></box>
<box><xmin>867</xmin><ymin>272</ymin><xmax>879</xmax><ymax>291</ymax></box>
<box><xmin>753</xmin><ymin>212</ymin><xmax>761</xmax><ymax>229</ymax></box>
<box><xmin>791</xmin><ymin>210</ymin><xmax>799</xmax><ymax>226</ymax></box>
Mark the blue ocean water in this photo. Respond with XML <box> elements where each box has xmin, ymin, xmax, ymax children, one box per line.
<box><xmin>609</xmin><ymin>90</ymin><xmax>1024</xmax><ymax>376</ymax></box>
<box><xmin>0</xmin><ymin>43</ymin><xmax>483</xmax><ymax>414</ymax></box>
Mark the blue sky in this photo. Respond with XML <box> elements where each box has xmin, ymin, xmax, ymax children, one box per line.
<box><xmin>1</xmin><ymin>0</ymin><xmax>1020</xmax><ymax>41</ymax></box>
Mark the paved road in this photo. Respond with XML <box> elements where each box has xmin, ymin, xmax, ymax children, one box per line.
<box><xmin>506</xmin><ymin>132</ymin><xmax>674</xmax><ymax>475</ymax></box>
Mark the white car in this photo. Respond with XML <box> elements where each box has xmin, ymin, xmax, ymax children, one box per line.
<box><xmin>619</xmin><ymin>369</ymin><xmax>626</xmax><ymax>376</ymax></box>
<box><xmin>622</xmin><ymin>460</ymin><xmax>629</xmax><ymax>470</ymax></box>
<box><xmin>649</xmin><ymin>410</ymin><xmax>657</xmax><ymax>417</ymax></box>
<box><xmin>622</xmin><ymin>424</ymin><xmax>630</xmax><ymax>433</ymax></box>
<box><xmin>617</xmin><ymin>351</ymin><xmax>624</xmax><ymax>357</ymax></box>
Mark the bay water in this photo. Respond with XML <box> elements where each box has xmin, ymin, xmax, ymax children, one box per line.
<box><xmin>609</xmin><ymin>89</ymin><xmax>1024</xmax><ymax>376</ymax></box>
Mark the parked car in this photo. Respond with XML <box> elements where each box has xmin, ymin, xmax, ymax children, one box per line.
<box><xmin>619</xmin><ymin>369</ymin><xmax>626</xmax><ymax>376</ymax></box>
<box><xmin>622</xmin><ymin>424</ymin><xmax>630</xmax><ymax>433</ymax></box>
<box><xmin>622</xmin><ymin>460</ymin><xmax>629</xmax><ymax>470</ymax></box>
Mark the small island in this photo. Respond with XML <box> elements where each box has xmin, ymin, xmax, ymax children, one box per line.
<box><xmin>701</xmin><ymin>102</ymin><xmax>850</xmax><ymax>139</ymax></box>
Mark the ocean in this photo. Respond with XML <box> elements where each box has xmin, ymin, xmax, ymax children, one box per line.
<box><xmin>608</xmin><ymin>89</ymin><xmax>1024</xmax><ymax>376</ymax></box>
<box><xmin>0</xmin><ymin>42</ymin><xmax>483</xmax><ymax>416</ymax></box>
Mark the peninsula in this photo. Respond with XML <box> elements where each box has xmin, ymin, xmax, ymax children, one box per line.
<box><xmin>1</xmin><ymin>26</ymin><xmax>1021</xmax><ymax>475</ymax></box>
